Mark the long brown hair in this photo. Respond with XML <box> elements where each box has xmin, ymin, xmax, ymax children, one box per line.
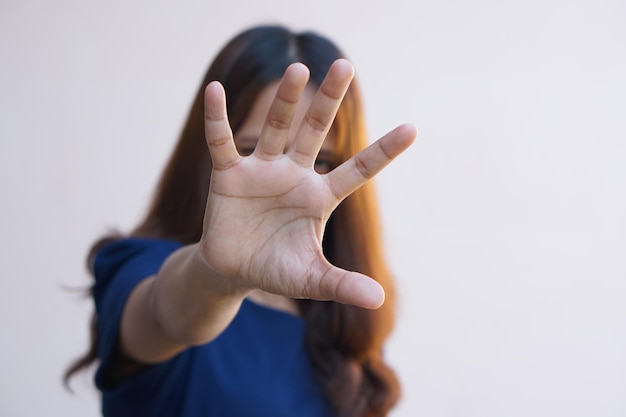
<box><xmin>67</xmin><ymin>25</ymin><xmax>400</xmax><ymax>417</ymax></box>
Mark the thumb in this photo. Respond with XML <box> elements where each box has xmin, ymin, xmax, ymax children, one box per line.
<box><xmin>312</xmin><ymin>263</ymin><xmax>386</xmax><ymax>309</ymax></box>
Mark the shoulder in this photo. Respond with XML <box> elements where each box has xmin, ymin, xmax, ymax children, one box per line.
<box><xmin>91</xmin><ymin>237</ymin><xmax>182</xmax><ymax>298</ymax></box>
<box><xmin>91</xmin><ymin>237</ymin><xmax>185</xmax><ymax>390</ymax></box>
<box><xmin>93</xmin><ymin>238</ymin><xmax>182</xmax><ymax>275</ymax></box>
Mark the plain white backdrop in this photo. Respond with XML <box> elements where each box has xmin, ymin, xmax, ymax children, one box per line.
<box><xmin>1</xmin><ymin>0</ymin><xmax>625</xmax><ymax>416</ymax></box>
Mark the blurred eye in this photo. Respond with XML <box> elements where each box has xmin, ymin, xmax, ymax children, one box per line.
<box><xmin>314</xmin><ymin>158</ymin><xmax>333</xmax><ymax>174</ymax></box>
<box><xmin>239</xmin><ymin>147</ymin><xmax>255</xmax><ymax>156</ymax></box>
<box><xmin>234</xmin><ymin>137</ymin><xmax>259</xmax><ymax>156</ymax></box>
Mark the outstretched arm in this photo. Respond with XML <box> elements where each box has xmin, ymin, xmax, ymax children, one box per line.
<box><xmin>118</xmin><ymin>60</ymin><xmax>418</xmax><ymax>364</ymax></box>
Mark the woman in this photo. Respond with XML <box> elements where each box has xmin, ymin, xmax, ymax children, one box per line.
<box><xmin>66</xmin><ymin>25</ymin><xmax>417</xmax><ymax>417</ymax></box>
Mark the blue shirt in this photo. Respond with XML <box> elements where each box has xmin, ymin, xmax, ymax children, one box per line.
<box><xmin>92</xmin><ymin>238</ymin><xmax>333</xmax><ymax>417</ymax></box>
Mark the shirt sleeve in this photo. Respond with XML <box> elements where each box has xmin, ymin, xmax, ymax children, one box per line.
<box><xmin>91</xmin><ymin>237</ymin><xmax>182</xmax><ymax>391</ymax></box>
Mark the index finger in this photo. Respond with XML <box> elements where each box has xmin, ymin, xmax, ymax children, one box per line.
<box><xmin>327</xmin><ymin>124</ymin><xmax>417</xmax><ymax>201</ymax></box>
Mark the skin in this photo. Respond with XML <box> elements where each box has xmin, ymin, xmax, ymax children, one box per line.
<box><xmin>118</xmin><ymin>59</ymin><xmax>418</xmax><ymax>364</ymax></box>
<box><xmin>235</xmin><ymin>81</ymin><xmax>336</xmax><ymax>315</ymax></box>
<box><xmin>235</xmin><ymin>81</ymin><xmax>337</xmax><ymax>175</ymax></box>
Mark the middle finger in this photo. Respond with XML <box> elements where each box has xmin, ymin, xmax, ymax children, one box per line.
<box><xmin>287</xmin><ymin>59</ymin><xmax>355</xmax><ymax>167</ymax></box>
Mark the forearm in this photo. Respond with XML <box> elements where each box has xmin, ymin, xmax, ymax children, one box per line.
<box><xmin>120</xmin><ymin>243</ymin><xmax>248</xmax><ymax>363</ymax></box>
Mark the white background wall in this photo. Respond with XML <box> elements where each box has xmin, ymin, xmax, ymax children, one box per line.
<box><xmin>1</xmin><ymin>0</ymin><xmax>625</xmax><ymax>416</ymax></box>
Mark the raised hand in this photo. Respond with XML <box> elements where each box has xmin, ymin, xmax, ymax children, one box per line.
<box><xmin>200</xmin><ymin>59</ymin><xmax>417</xmax><ymax>309</ymax></box>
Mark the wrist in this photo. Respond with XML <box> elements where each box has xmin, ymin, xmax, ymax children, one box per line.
<box><xmin>189</xmin><ymin>242</ymin><xmax>250</xmax><ymax>300</ymax></box>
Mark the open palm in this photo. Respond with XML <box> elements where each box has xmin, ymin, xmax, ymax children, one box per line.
<box><xmin>200</xmin><ymin>60</ymin><xmax>416</xmax><ymax>309</ymax></box>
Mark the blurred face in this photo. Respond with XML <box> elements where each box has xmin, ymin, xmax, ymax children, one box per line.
<box><xmin>234</xmin><ymin>82</ymin><xmax>337</xmax><ymax>174</ymax></box>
